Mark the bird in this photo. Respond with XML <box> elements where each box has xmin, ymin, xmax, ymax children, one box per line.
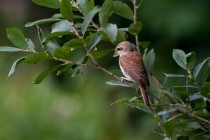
<box><xmin>113</xmin><ymin>41</ymin><xmax>150</xmax><ymax>106</ymax></box>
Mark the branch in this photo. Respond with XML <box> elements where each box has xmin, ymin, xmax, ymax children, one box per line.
<box><xmin>69</xmin><ymin>22</ymin><xmax>99</xmax><ymax>66</ymax></box>
<box><xmin>133</xmin><ymin>0</ymin><xmax>141</xmax><ymax>54</ymax></box>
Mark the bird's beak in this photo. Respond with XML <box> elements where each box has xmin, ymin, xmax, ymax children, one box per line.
<box><xmin>113</xmin><ymin>50</ymin><xmax>119</xmax><ymax>57</ymax></box>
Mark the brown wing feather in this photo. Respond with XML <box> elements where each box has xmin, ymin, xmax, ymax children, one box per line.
<box><xmin>119</xmin><ymin>52</ymin><xmax>149</xmax><ymax>88</ymax></box>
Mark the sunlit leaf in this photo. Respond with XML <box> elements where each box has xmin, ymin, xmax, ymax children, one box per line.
<box><xmin>60</xmin><ymin>0</ymin><xmax>74</xmax><ymax>21</ymax></box>
<box><xmin>193</xmin><ymin>57</ymin><xmax>210</xmax><ymax>77</ymax></box>
<box><xmin>112</xmin><ymin>1</ymin><xmax>133</xmax><ymax>20</ymax></box>
<box><xmin>0</xmin><ymin>46</ymin><xmax>26</xmax><ymax>52</ymax></box>
<box><xmin>44</xmin><ymin>39</ymin><xmax>60</xmax><ymax>55</ymax></box>
<box><xmin>34</xmin><ymin>65</ymin><xmax>63</xmax><ymax>84</ymax></box>
<box><xmin>101</xmin><ymin>23</ymin><xmax>117</xmax><ymax>42</ymax></box>
<box><xmin>77</xmin><ymin>0</ymin><xmax>91</xmax><ymax>14</ymax></box>
<box><xmin>7</xmin><ymin>28</ymin><xmax>28</xmax><ymax>49</ymax></box>
<box><xmin>32</xmin><ymin>0</ymin><xmax>60</xmax><ymax>9</ymax></box>
<box><xmin>173</xmin><ymin>49</ymin><xmax>187</xmax><ymax>70</ymax></box>
<box><xmin>27</xmin><ymin>39</ymin><xmax>35</xmax><ymax>50</ymax></box>
<box><xmin>88</xmin><ymin>33</ymin><xmax>103</xmax><ymax>50</ymax></box>
<box><xmin>8</xmin><ymin>57</ymin><xmax>25</xmax><ymax>77</ymax></box>
<box><xmin>47</xmin><ymin>20</ymin><xmax>73</xmax><ymax>39</ymax></box>
<box><xmin>106</xmin><ymin>80</ymin><xmax>130</xmax><ymax>87</ymax></box>
<box><xmin>25</xmin><ymin>18</ymin><xmax>60</xmax><ymax>27</ymax></box>
<box><xmin>81</xmin><ymin>6</ymin><xmax>101</xmax><ymax>35</ymax></box>
<box><xmin>163</xmin><ymin>73</ymin><xmax>186</xmax><ymax>78</ymax></box>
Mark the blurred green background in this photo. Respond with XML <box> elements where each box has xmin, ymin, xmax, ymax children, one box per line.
<box><xmin>0</xmin><ymin>0</ymin><xmax>210</xmax><ymax>140</ymax></box>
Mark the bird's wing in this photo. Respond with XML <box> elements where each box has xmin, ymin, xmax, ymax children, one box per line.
<box><xmin>120</xmin><ymin>53</ymin><xmax>148</xmax><ymax>88</ymax></box>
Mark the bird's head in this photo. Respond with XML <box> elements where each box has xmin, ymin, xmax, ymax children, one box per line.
<box><xmin>113</xmin><ymin>41</ymin><xmax>135</xmax><ymax>57</ymax></box>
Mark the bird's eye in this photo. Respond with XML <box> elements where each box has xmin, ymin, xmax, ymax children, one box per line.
<box><xmin>117</xmin><ymin>48</ymin><xmax>122</xmax><ymax>51</ymax></box>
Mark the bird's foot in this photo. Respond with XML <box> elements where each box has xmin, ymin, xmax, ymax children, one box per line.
<box><xmin>120</xmin><ymin>77</ymin><xmax>128</xmax><ymax>82</ymax></box>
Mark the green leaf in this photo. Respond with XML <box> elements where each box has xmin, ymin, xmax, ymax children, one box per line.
<box><xmin>162</xmin><ymin>120</ymin><xmax>175</xmax><ymax>137</ymax></box>
<box><xmin>101</xmin><ymin>23</ymin><xmax>118</xmax><ymax>42</ymax></box>
<box><xmin>90</xmin><ymin>0</ymin><xmax>95</xmax><ymax>9</ymax></box>
<box><xmin>99</xmin><ymin>11</ymin><xmax>109</xmax><ymax>27</ymax></box>
<box><xmin>111</xmin><ymin>97</ymin><xmax>130</xmax><ymax>105</ymax></box>
<box><xmin>88</xmin><ymin>33</ymin><xmax>103</xmax><ymax>50</ymax></box>
<box><xmin>92</xmin><ymin>49</ymin><xmax>113</xmax><ymax>59</ymax></box>
<box><xmin>202</xmin><ymin>60</ymin><xmax>210</xmax><ymax>84</ymax></box>
<box><xmin>8</xmin><ymin>57</ymin><xmax>25</xmax><ymax>77</ymax></box>
<box><xmin>34</xmin><ymin>65</ymin><xmax>63</xmax><ymax>84</ymax></box>
<box><xmin>7</xmin><ymin>28</ymin><xmax>28</xmax><ymax>49</ymax></box>
<box><xmin>71</xmin><ymin>67</ymin><xmax>87</xmax><ymax>78</ymax></box>
<box><xmin>57</xmin><ymin>65</ymin><xmax>72</xmax><ymax>76</ymax></box>
<box><xmin>106</xmin><ymin>81</ymin><xmax>130</xmax><ymax>87</ymax></box>
<box><xmin>186</xmin><ymin>52</ymin><xmax>196</xmax><ymax>70</ymax></box>
<box><xmin>32</xmin><ymin>0</ymin><xmax>60</xmax><ymax>9</ymax></box>
<box><xmin>36</xmin><ymin>25</ymin><xmax>45</xmax><ymax>44</ymax></box>
<box><xmin>53</xmin><ymin>46</ymin><xmax>71</xmax><ymax>59</ymax></box>
<box><xmin>139</xmin><ymin>42</ymin><xmax>151</xmax><ymax>49</ymax></box>
<box><xmin>23</xmin><ymin>52</ymin><xmax>51</xmax><ymax>64</ymax></box>
<box><xmin>115</xmin><ymin>30</ymin><xmax>126</xmax><ymax>45</ymax></box>
<box><xmin>44</xmin><ymin>39</ymin><xmax>60</xmax><ymax>55</ymax></box>
<box><xmin>128</xmin><ymin>21</ymin><xmax>143</xmax><ymax>35</ymax></box>
<box><xmin>60</xmin><ymin>0</ymin><xmax>74</xmax><ymax>21</ymax></box>
<box><xmin>27</xmin><ymin>39</ymin><xmax>35</xmax><ymax>50</ymax></box>
<box><xmin>143</xmin><ymin>49</ymin><xmax>155</xmax><ymax>75</ymax></box>
<box><xmin>112</xmin><ymin>1</ymin><xmax>133</xmax><ymax>20</ymax></box>
<box><xmin>81</xmin><ymin>6</ymin><xmax>101</xmax><ymax>35</ymax></box>
<box><xmin>75</xmin><ymin>55</ymin><xmax>89</xmax><ymax>65</ymax></box>
<box><xmin>77</xmin><ymin>0</ymin><xmax>91</xmax><ymax>14</ymax></box>
<box><xmin>0</xmin><ymin>46</ymin><xmax>26</xmax><ymax>52</ymax></box>
<box><xmin>193</xmin><ymin>57</ymin><xmax>210</xmax><ymax>78</ymax></box>
<box><xmin>99</xmin><ymin>0</ymin><xmax>113</xmax><ymax>27</ymax></box>
<box><xmin>65</xmin><ymin>38</ymin><xmax>84</xmax><ymax>51</ymax></box>
<box><xmin>47</xmin><ymin>20</ymin><xmax>73</xmax><ymax>39</ymax></box>
<box><xmin>163</xmin><ymin>73</ymin><xmax>186</xmax><ymax>78</ymax></box>
<box><xmin>25</xmin><ymin>18</ymin><xmax>60</xmax><ymax>27</ymax></box>
<box><xmin>200</xmin><ymin>82</ymin><xmax>210</xmax><ymax>98</ymax></box>
<box><xmin>172</xmin><ymin>49</ymin><xmax>187</xmax><ymax>70</ymax></box>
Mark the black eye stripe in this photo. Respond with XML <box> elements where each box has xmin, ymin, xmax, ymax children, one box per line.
<box><xmin>117</xmin><ymin>48</ymin><xmax>123</xmax><ymax>51</ymax></box>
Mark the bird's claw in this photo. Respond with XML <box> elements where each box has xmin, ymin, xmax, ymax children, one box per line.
<box><xmin>120</xmin><ymin>77</ymin><xmax>127</xmax><ymax>82</ymax></box>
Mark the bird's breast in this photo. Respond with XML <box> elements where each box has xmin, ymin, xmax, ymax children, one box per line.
<box><xmin>119</xmin><ymin>63</ymin><xmax>133</xmax><ymax>82</ymax></box>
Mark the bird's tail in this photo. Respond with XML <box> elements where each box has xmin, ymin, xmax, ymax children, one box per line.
<box><xmin>139</xmin><ymin>87</ymin><xmax>150</xmax><ymax>106</ymax></box>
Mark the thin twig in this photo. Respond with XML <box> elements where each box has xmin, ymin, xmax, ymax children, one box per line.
<box><xmin>69</xmin><ymin>21</ymin><xmax>99</xmax><ymax>66</ymax></box>
<box><xmin>133</xmin><ymin>0</ymin><xmax>141</xmax><ymax>54</ymax></box>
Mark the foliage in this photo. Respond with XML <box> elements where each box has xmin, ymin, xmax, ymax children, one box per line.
<box><xmin>0</xmin><ymin>0</ymin><xmax>209</xmax><ymax>139</ymax></box>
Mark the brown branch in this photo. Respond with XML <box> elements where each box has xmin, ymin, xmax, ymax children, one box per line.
<box><xmin>69</xmin><ymin>21</ymin><xmax>99</xmax><ymax>66</ymax></box>
<box><xmin>148</xmin><ymin>93</ymin><xmax>210</xmax><ymax>127</ymax></box>
<box><xmin>133</xmin><ymin>0</ymin><xmax>141</xmax><ymax>54</ymax></box>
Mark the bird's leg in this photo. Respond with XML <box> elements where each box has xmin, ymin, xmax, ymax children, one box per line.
<box><xmin>120</xmin><ymin>77</ymin><xmax>131</xmax><ymax>83</ymax></box>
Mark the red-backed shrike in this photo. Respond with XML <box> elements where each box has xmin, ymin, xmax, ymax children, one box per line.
<box><xmin>113</xmin><ymin>41</ymin><xmax>150</xmax><ymax>106</ymax></box>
